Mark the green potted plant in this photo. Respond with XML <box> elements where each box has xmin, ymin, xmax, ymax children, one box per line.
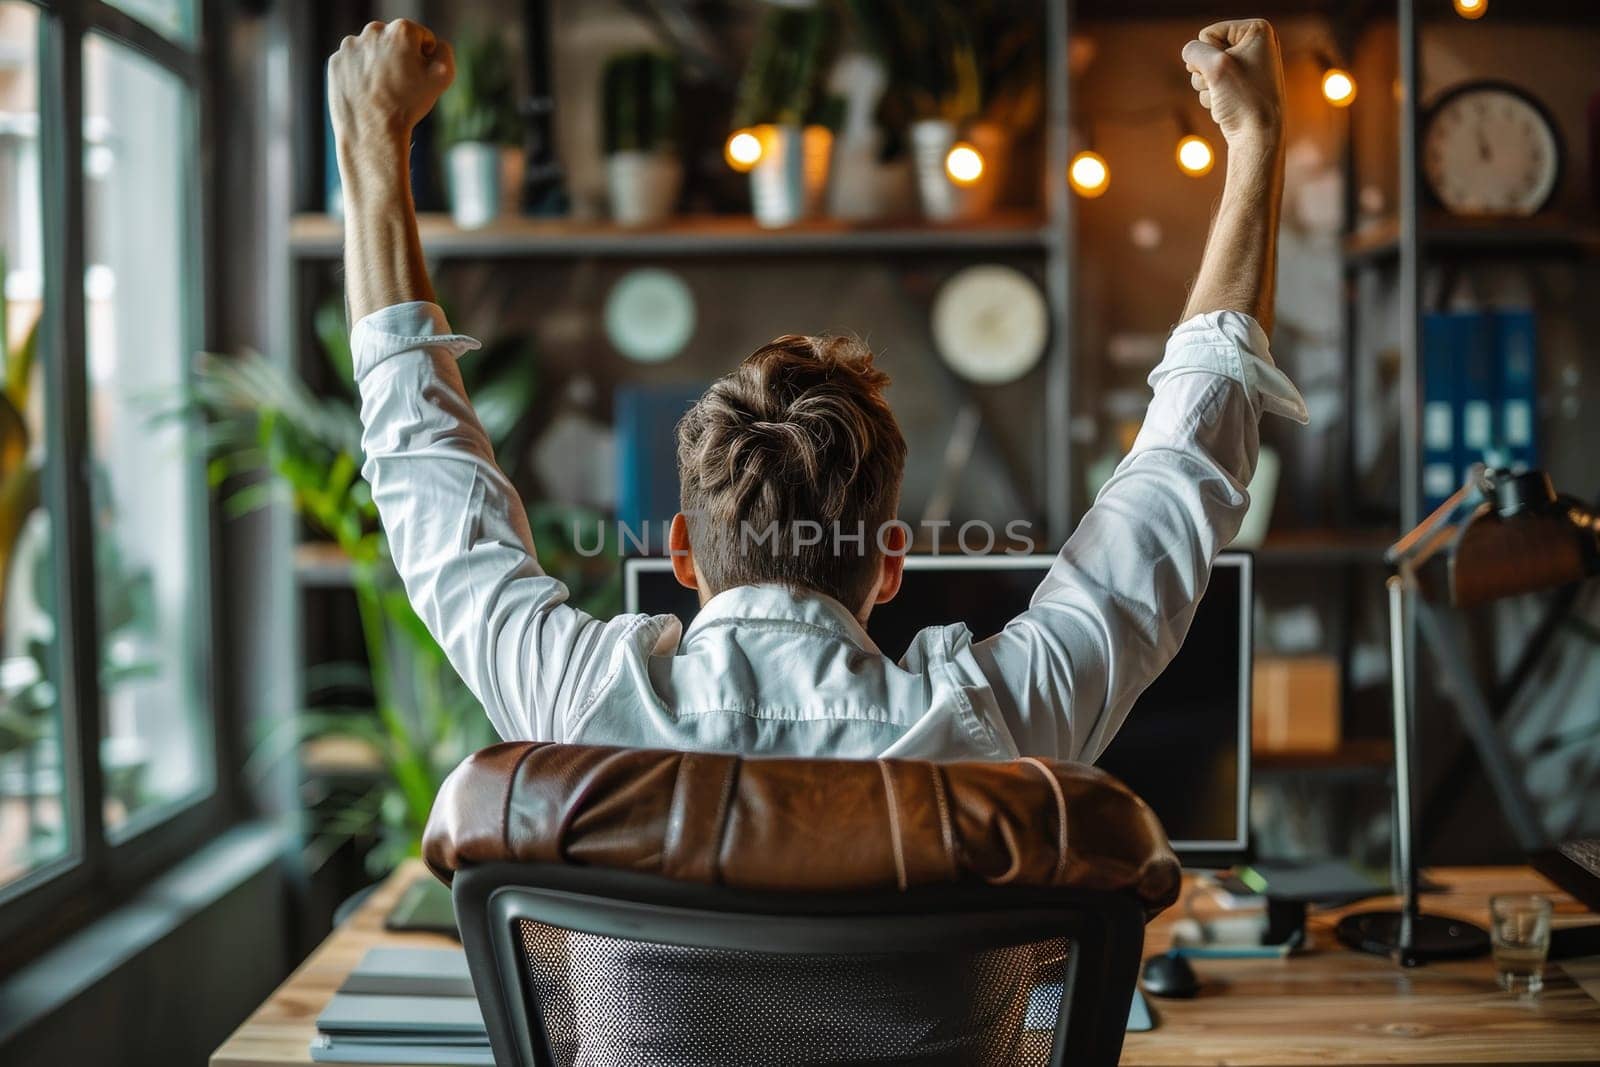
<box><xmin>732</xmin><ymin>2</ymin><xmax>837</xmax><ymax>228</ymax></box>
<box><xmin>601</xmin><ymin>50</ymin><xmax>681</xmax><ymax>228</ymax></box>
<box><xmin>852</xmin><ymin>0</ymin><xmax>1039</xmax><ymax>222</ymax></box>
<box><xmin>436</xmin><ymin>30</ymin><xmax>521</xmax><ymax>229</ymax></box>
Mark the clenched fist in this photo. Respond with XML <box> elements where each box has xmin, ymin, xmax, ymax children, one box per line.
<box><xmin>328</xmin><ymin>19</ymin><xmax>454</xmax><ymax>147</ymax></box>
<box><xmin>1182</xmin><ymin>19</ymin><xmax>1285</xmax><ymax>151</ymax></box>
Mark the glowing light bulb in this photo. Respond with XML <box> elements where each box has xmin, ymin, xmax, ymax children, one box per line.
<box><xmin>1321</xmin><ymin>68</ymin><xmax>1357</xmax><ymax>107</ymax></box>
<box><xmin>1453</xmin><ymin>0</ymin><xmax>1487</xmax><ymax>18</ymax></box>
<box><xmin>1069</xmin><ymin>150</ymin><xmax>1109</xmax><ymax>198</ymax></box>
<box><xmin>1175</xmin><ymin>134</ymin><xmax>1214</xmax><ymax>177</ymax></box>
<box><xmin>725</xmin><ymin>129</ymin><xmax>763</xmax><ymax>172</ymax></box>
<box><xmin>945</xmin><ymin>142</ymin><xmax>985</xmax><ymax>186</ymax></box>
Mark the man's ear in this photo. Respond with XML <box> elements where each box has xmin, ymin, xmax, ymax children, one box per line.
<box><xmin>668</xmin><ymin>512</ymin><xmax>699</xmax><ymax>591</ymax></box>
<box><xmin>874</xmin><ymin>522</ymin><xmax>907</xmax><ymax>605</ymax></box>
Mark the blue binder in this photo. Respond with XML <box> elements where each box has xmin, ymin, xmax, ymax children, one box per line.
<box><xmin>1420</xmin><ymin>312</ymin><xmax>1460</xmax><ymax>513</ymax></box>
<box><xmin>1493</xmin><ymin>308</ymin><xmax>1539</xmax><ymax>472</ymax></box>
<box><xmin>1453</xmin><ymin>311</ymin><xmax>1497</xmax><ymax>485</ymax></box>
<box><xmin>614</xmin><ymin>383</ymin><xmax>705</xmax><ymax>552</ymax></box>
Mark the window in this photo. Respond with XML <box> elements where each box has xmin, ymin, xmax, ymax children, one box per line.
<box><xmin>0</xmin><ymin>0</ymin><xmax>220</xmax><ymax>967</ymax></box>
<box><xmin>0</xmin><ymin>0</ymin><xmax>69</xmax><ymax>893</ymax></box>
<box><xmin>83</xmin><ymin>33</ymin><xmax>208</xmax><ymax>835</ymax></box>
<box><xmin>103</xmin><ymin>0</ymin><xmax>193</xmax><ymax>43</ymax></box>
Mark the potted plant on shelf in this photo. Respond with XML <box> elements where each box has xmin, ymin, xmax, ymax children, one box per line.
<box><xmin>436</xmin><ymin>30</ymin><xmax>521</xmax><ymax>230</ymax></box>
<box><xmin>733</xmin><ymin>2</ymin><xmax>837</xmax><ymax>229</ymax></box>
<box><xmin>601</xmin><ymin>50</ymin><xmax>682</xmax><ymax>228</ymax></box>
<box><xmin>855</xmin><ymin>0</ymin><xmax>1039</xmax><ymax>223</ymax></box>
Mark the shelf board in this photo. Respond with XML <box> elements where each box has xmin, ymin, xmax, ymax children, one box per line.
<box><xmin>1253</xmin><ymin>528</ymin><xmax>1396</xmax><ymax>565</ymax></box>
<box><xmin>1343</xmin><ymin>215</ymin><xmax>1600</xmax><ymax>269</ymax></box>
<box><xmin>295</xmin><ymin>541</ymin><xmax>357</xmax><ymax>588</ymax></box>
<box><xmin>1254</xmin><ymin>739</ymin><xmax>1394</xmax><ymax>773</ymax></box>
<box><xmin>289</xmin><ymin>212</ymin><xmax>1052</xmax><ymax>260</ymax></box>
<box><xmin>300</xmin><ymin>735</ymin><xmax>384</xmax><ymax>777</ymax></box>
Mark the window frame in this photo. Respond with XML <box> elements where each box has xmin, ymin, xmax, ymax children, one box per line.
<box><xmin>0</xmin><ymin>0</ymin><xmax>234</xmax><ymax>973</ymax></box>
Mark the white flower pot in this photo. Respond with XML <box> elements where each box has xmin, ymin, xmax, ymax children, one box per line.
<box><xmin>606</xmin><ymin>150</ymin><xmax>684</xmax><ymax>228</ymax></box>
<box><xmin>911</xmin><ymin>119</ymin><xmax>1006</xmax><ymax>223</ymax></box>
<box><xmin>750</xmin><ymin>124</ymin><xmax>833</xmax><ymax>229</ymax></box>
<box><xmin>827</xmin><ymin>128</ymin><xmax>915</xmax><ymax>222</ymax></box>
<box><xmin>445</xmin><ymin>141</ymin><xmax>502</xmax><ymax>230</ymax></box>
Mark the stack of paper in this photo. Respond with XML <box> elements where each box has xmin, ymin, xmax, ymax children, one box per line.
<box><xmin>310</xmin><ymin>948</ymin><xmax>491</xmax><ymax>1065</ymax></box>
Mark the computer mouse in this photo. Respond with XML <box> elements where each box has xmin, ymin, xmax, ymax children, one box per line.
<box><xmin>1140</xmin><ymin>951</ymin><xmax>1200</xmax><ymax>998</ymax></box>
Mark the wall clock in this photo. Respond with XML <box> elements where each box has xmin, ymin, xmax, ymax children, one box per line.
<box><xmin>1421</xmin><ymin>81</ymin><xmax>1562</xmax><ymax>217</ymax></box>
<box><xmin>930</xmin><ymin>265</ymin><xmax>1048</xmax><ymax>385</ymax></box>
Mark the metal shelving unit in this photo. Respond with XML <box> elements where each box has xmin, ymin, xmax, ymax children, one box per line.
<box><xmin>1344</xmin><ymin>0</ymin><xmax>1600</xmax><ymax>859</ymax></box>
<box><xmin>261</xmin><ymin>1</ymin><xmax>1600</xmax><ymax>871</ymax></box>
<box><xmin>280</xmin><ymin>2</ymin><xmax>1080</xmax><ymax>561</ymax></box>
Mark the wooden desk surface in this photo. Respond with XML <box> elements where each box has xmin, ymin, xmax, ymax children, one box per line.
<box><xmin>212</xmin><ymin>862</ymin><xmax>1600</xmax><ymax>1067</ymax></box>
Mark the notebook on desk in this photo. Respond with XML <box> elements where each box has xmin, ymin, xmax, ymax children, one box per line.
<box><xmin>311</xmin><ymin>948</ymin><xmax>491</xmax><ymax>1065</ymax></box>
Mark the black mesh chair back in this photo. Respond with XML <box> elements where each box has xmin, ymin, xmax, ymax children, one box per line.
<box><xmin>427</xmin><ymin>744</ymin><xmax>1179</xmax><ymax>1067</ymax></box>
<box><xmin>453</xmin><ymin>863</ymin><xmax>1146</xmax><ymax>1067</ymax></box>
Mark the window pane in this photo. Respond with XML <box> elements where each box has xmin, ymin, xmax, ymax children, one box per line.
<box><xmin>84</xmin><ymin>34</ymin><xmax>209</xmax><ymax>835</ymax></box>
<box><xmin>0</xmin><ymin>2</ymin><xmax>71</xmax><ymax>889</ymax></box>
<box><xmin>103</xmin><ymin>0</ymin><xmax>195</xmax><ymax>44</ymax></box>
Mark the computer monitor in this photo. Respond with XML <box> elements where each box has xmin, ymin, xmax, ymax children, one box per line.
<box><xmin>622</xmin><ymin>552</ymin><xmax>1253</xmax><ymax>867</ymax></box>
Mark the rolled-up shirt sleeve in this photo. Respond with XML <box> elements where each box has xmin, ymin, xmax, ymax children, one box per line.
<box><xmin>971</xmin><ymin>310</ymin><xmax>1308</xmax><ymax>761</ymax></box>
<box><xmin>351</xmin><ymin>301</ymin><xmax>617</xmax><ymax>741</ymax></box>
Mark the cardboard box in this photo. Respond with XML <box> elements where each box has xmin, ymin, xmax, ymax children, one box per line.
<box><xmin>1252</xmin><ymin>655</ymin><xmax>1341</xmax><ymax>753</ymax></box>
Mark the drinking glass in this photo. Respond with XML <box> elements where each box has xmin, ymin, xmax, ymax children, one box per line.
<box><xmin>1489</xmin><ymin>894</ymin><xmax>1552</xmax><ymax>995</ymax></box>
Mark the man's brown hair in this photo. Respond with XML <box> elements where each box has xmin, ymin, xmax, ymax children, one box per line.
<box><xmin>675</xmin><ymin>334</ymin><xmax>908</xmax><ymax>609</ymax></box>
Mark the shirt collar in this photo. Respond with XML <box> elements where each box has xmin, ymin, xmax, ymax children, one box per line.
<box><xmin>683</xmin><ymin>583</ymin><xmax>881</xmax><ymax>654</ymax></box>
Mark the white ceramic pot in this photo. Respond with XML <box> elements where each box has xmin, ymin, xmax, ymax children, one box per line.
<box><xmin>445</xmin><ymin>141</ymin><xmax>502</xmax><ymax>230</ymax></box>
<box><xmin>911</xmin><ymin>119</ymin><xmax>1006</xmax><ymax>223</ymax></box>
<box><xmin>606</xmin><ymin>150</ymin><xmax>684</xmax><ymax>228</ymax></box>
<box><xmin>827</xmin><ymin>128</ymin><xmax>915</xmax><ymax>222</ymax></box>
<box><xmin>750</xmin><ymin>124</ymin><xmax>833</xmax><ymax>229</ymax></box>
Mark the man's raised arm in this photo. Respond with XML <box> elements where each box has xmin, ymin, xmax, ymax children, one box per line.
<box><xmin>1181</xmin><ymin>18</ymin><xmax>1287</xmax><ymax>331</ymax></box>
<box><xmin>970</xmin><ymin>19</ymin><xmax>1307</xmax><ymax>762</ymax></box>
<box><xmin>328</xmin><ymin>19</ymin><xmax>448</xmax><ymax>320</ymax></box>
<box><xmin>327</xmin><ymin>21</ymin><xmax>617</xmax><ymax>741</ymax></box>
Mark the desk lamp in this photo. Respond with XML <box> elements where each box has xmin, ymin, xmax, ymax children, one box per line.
<box><xmin>1335</xmin><ymin>467</ymin><xmax>1600</xmax><ymax>965</ymax></box>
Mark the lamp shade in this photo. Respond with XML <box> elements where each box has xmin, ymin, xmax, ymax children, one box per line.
<box><xmin>1447</xmin><ymin>472</ymin><xmax>1600</xmax><ymax>607</ymax></box>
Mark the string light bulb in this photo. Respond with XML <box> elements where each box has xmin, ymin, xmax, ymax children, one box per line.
<box><xmin>724</xmin><ymin>128</ymin><xmax>763</xmax><ymax>172</ymax></box>
<box><xmin>1453</xmin><ymin>0</ymin><xmax>1487</xmax><ymax>18</ymax></box>
<box><xmin>1175</xmin><ymin>134</ymin><xmax>1215</xmax><ymax>177</ymax></box>
<box><xmin>945</xmin><ymin>142</ymin><xmax>985</xmax><ymax>186</ymax></box>
<box><xmin>1069</xmin><ymin>150</ymin><xmax>1110</xmax><ymax>198</ymax></box>
<box><xmin>1321</xmin><ymin>68</ymin><xmax>1357</xmax><ymax>107</ymax></box>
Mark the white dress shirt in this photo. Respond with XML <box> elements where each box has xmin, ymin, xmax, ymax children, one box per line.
<box><xmin>352</xmin><ymin>302</ymin><xmax>1306</xmax><ymax>763</ymax></box>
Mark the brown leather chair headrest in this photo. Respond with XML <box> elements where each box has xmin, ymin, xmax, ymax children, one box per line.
<box><xmin>423</xmin><ymin>743</ymin><xmax>1181</xmax><ymax>916</ymax></box>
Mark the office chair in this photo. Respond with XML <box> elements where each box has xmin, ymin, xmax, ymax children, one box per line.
<box><xmin>424</xmin><ymin>743</ymin><xmax>1181</xmax><ymax>1067</ymax></box>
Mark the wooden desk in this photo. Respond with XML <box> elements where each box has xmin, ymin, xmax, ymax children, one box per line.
<box><xmin>1126</xmin><ymin>866</ymin><xmax>1600</xmax><ymax>1065</ymax></box>
<box><xmin>212</xmin><ymin>863</ymin><xmax>1600</xmax><ymax>1067</ymax></box>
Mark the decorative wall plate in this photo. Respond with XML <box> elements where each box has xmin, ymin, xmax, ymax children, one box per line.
<box><xmin>931</xmin><ymin>265</ymin><xmax>1049</xmax><ymax>384</ymax></box>
<box><xmin>604</xmin><ymin>268</ymin><xmax>696</xmax><ymax>362</ymax></box>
